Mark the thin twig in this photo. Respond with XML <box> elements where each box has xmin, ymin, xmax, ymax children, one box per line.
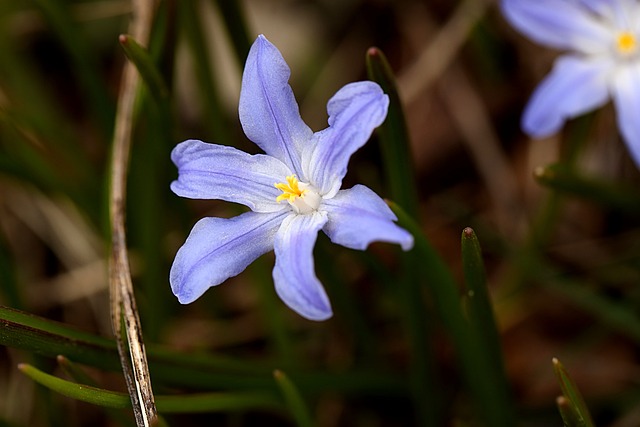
<box><xmin>108</xmin><ymin>0</ymin><xmax>157</xmax><ymax>426</ymax></box>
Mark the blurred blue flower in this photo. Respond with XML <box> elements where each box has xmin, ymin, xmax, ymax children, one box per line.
<box><xmin>170</xmin><ymin>35</ymin><xmax>413</xmax><ymax>321</ymax></box>
<box><xmin>502</xmin><ymin>0</ymin><xmax>640</xmax><ymax>166</ymax></box>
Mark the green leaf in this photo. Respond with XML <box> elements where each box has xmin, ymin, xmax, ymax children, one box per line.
<box><xmin>461</xmin><ymin>227</ymin><xmax>515</xmax><ymax>425</ymax></box>
<box><xmin>0</xmin><ymin>306</ymin><xmax>407</xmax><ymax>395</ymax></box>
<box><xmin>19</xmin><ymin>364</ymin><xmax>282</xmax><ymax>413</ymax></box>
<box><xmin>534</xmin><ymin>163</ymin><xmax>640</xmax><ymax>215</ymax></box>
<box><xmin>212</xmin><ymin>0</ymin><xmax>252</xmax><ymax>64</ymax></box>
<box><xmin>118</xmin><ymin>34</ymin><xmax>170</xmax><ymax>104</ymax></box>
<box><xmin>274</xmin><ymin>370</ymin><xmax>313</xmax><ymax>427</ymax></box>
<box><xmin>556</xmin><ymin>396</ymin><xmax>588</xmax><ymax>427</ymax></box>
<box><xmin>178</xmin><ymin>1</ymin><xmax>232</xmax><ymax>143</ymax></box>
<box><xmin>552</xmin><ymin>358</ymin><xmax>594</xmax><ymax>427</ymax></box>
<box><xmin>365</xmin><ymin>47</ymin><xmax>419</xmax><ymax>218</ymax></box>
<box><xmin>19</xmin><ymin>363</ymin><xmax>130</xmax><ymax>409</ymax></box>
<box><xmin>390</xmin><ymin>202</ymin><xmax>515</xmax><ymax>427</ymax></box>
<box><xmin>32</xmin><ymin>0</ymin><xmax>114</xmax><ymax>136</ymax></box>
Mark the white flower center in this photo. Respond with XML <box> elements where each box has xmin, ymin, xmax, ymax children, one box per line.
<box><xmin>274</xmin><ymin>175</ymin><xmax>321</xmax><ymax>214</ymax></box>
<box><xmin>616</xmin><ymin>31</ymin><xmax>638</xmax><ymax>57</ymax></box>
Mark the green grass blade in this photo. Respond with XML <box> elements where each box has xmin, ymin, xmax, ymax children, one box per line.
<box><xmin>32</xmin><ymin>0</ymin><xmax>114</xmax><ymax>136</ymax></box>
<box><xmin>366</xmin><ymin>47</ymin><xmax>419</xmax><ymax>218</ymax></box>
<box><xmin>461</xmin><ymin>227</ymin><xmax>515</xmax><ymax>424</ymax></box>
<box><xmin>212</xmin><ymin>0</ymin><xmax>252</xmax><ymax>64</ymax></box>
<box><xmin>552</xmin><ymin>358</ymin><xmax>594</xmax><ymax>427</ymax></box>
<box><xmin>178</xmin><ymin>0</ymin><xmax>231</xmax><ymax>142</ymax></box>
<box><xmin>119</xmin><ymin>34</ymin><xmax>170</xmax><ymax>104</ymax></box>
<box><xmin>534</xmin><ymin>163</ymin><xmax>640</xmax><ymax>215</ymax></box>
<box><xmin>19</xmin><ymin>363</ymin><xmax>130</xmax><ymax>409</ymax></box>
<box><xmin>556</xmin><ymin>396</ymin><xmax>588</xmax><ymax>427</ymax></box>
<box><xmin>390</xmin><ymin>201</ymin><xmax>515</xmax><ymax>427</ymax></box>
<box><xmin>0</xmin><ymin>306</ymin><xmax>407</xmax><ymax>395</ymax></box>
<box><xmin>20</xmin><ymin>363</ymin><xmax>282</xmax><ymax>413</ymax></box>
<box><xmin>274</xmin><ymin>370</ymin><xmax>314</xmax><ymax>427</ymax></box>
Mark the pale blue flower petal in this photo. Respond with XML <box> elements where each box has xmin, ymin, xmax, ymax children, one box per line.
<box><xmin>322</xmin><ymin>185</ymin><xmax>414</xmax><ymax>251</ymax></box>
<box><xmin>583</xmin><ymin>0</ymin><xmax>640</xmax><ymax>27</ymax></box>
<box><xmin>304</xmin><ymin>82</ymin><xmax>389</xmax><ymax>197</ymax></box>
<box><xmin>522</xmin><ymin>55</ymin><xmax>613</xmax><ymax>138</ymax></box>
<box><xmin>501</xmin><ymin>0</ymin><xmax>611</xmax><ymax>53</ymax></box>
<box><xmin>170</xmin><ymin>211</ymin><xmax>287</xmax><ymax>304</ymax></box>
<box><xmin>273</xmin><ymin>212</ymin><xmax>331</xmax><ymax>321</ymax></box>
<box><xmin>239</xmin><ymin>34</ymin><xmax>312</xmax><ymax>176</ymax></box>
<box><xmin>612</xmin><ymin>63</ymin><xmax>640</xmax><ymax>167</ymax></box>
<box><xmin>170</xmin><ymin>139</ymin><xmax>292</xmax><ymax>213</ymax></box>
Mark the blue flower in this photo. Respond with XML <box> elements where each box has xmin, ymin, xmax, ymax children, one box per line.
<box><xmin>169</xmin><ymin>35</ymin><xmax>414</xmax><ymax>321</ymax></box>
<box><xmin>502</xmin><ymin>0</ymin><xmax>640</xmax><ymax>166</ymax></box>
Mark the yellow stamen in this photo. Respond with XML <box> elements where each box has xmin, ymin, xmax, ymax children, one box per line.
<box><xmin>617</xmin><ymin>31</ymin><xmax>637</xmax><ymax>54</ymax></box>
<box><xmin>275</xmin><ymin>175</ymin><xmax>305</xmax><ymax>203</ymax></box>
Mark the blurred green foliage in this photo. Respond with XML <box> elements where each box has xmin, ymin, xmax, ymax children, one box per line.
<box><xmin>1</xmin><ymin>0</ymin><xmax>640</xmax><ymax>426</ymax></box>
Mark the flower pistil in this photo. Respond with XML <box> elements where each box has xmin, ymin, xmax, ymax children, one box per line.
<box><xmin>616</xmin><ymin>31</ymin><xmax>637</xmax><ymax>56</ymax></box>
<box><xmin>275</xmin><ymin>175</ymin><xmax>321</xmax><ymax>214</ymax></box>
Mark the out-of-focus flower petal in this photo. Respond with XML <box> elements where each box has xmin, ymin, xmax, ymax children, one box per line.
<box><xmin>304</xmin><ymin>82</ymin><xmax>388</xmax><ymax>197</ymax></box>
<box><xmin>522</xmin><ymin>55</ymin><xmax>613</xmax><ymax>138</ymax></box>
<box><xmin>322</xmin><ymin>185</ymin><xmax>414</xmax><ymax>251</ymax></box>
<box><xmin>171</xmin><ymin>139</ymin><xmax>291</xmax><ymax>212</ymax></box>
<box><xmin>273</xmin><ymin>212</ymin><xmax>331</xmax><ymax>321</ymax></box>
<box><xmin>612</xmin><ymin>63</ymin><xmax>640</xmax><ymax>167</ymax></box>
<box><xmin>502</xmin><ymin>0</ymin><xmax>611</xmax><ymax>54</ymax></box>
<box><xmin>170</xmin><ymin>211</ymin><xmax>287</xmax><ymax>304</ymax></box>
<box><xmin>239</xmin><ymin>35</ymin><xmax>312</xmax><ymax>176</ymax></box>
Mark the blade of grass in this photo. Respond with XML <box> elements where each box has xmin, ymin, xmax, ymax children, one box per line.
<box><xmin>19</xmin><ymin>363</ymin><xmax>283</xmax><ymax>413</ymax></box>
<box><xmin>552</xmin><ymin>358</ymin><xmax>594</xmax><ymax>427</ymax></box>
<box><xmin>461</xmin><ymin>227</ymin><xmax>515</xmax><ymax>424</ymax></box>
<box><xmin>32</xmin><ymin>0</ymin><xmax>114</xmax><ymax>136</ymax></box>
<box><xmin>366</xmin><ymin>47</ymin><xmax>419</xmax><ymax>218</ymax></box>
<box><xmin>556</xmin><ymin>396</ymin><xmax>588</xmax><ymax>427</ymax></box>
<box><xmin>178</xmin><ymin>0</ymin><xmax>231</xmax><ymax>143</ymax></box>
<box><xmin>0</xmin><ymin>306</ymin><xmax>407</xmax><ymax>395</ymax></box>
<box><xmin>274</xmin><ymin>370</ymin><xmax>313</xmax><ymax>427</ymax></box>
<box><xmin>118</xmin><ymin>34</ymin><xmax>170</xmax><ymax>104</ymax></box>
<box><xmin>367</xmin><ymin>47</ymin><xmax>440</xmax><ymax>426</ymax></box>
<box><xmin>391</xmin><ymin>201</ymin><xmax>515</xmax><ymax>427</ymax></box>
<box><xmin>534</xmin><ymin>163</ymin><xmax>640</xmax><ymax>216</ymax></box>
<box><xmin>212</xmin><ymin>0</ymin><xmax>252</xmax><ymax>65</ymax></box>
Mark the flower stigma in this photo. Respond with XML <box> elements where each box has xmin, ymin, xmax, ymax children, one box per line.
<box><xmin>616</xmin><ymin>31</ymin><xmax>638</xmax><ymax>56</ymax></box>
<box><xmin>275</xmin><ymin>175</ymin><xmax>321</xmax><ymax>214</ymax></box>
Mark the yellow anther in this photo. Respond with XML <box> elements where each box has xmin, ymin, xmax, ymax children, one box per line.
<box><xmin>617</xmin><ymin>31</ymin><xmax>637</xmax><ymax>54</ymax></box>
<box><xmin>275</xmin><ymin>175</ymin><xmax>305</xmax><ymax>203</ymax></box>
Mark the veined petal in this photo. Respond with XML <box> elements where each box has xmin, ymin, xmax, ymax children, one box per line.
<box><xmin>170</xmin><ymin>139</ymin><xmax>291</xmax><ymax>213</ymax></box>
<box><xmin>239</xmin><ymin>35</ymin><xmax>312</xmax><ymax>176</ymax></box>
<box><xmin>304</xmin><ymin>81</ymin><xmax>389</xmax><ymax>197</ymax></box>
<box><xmin>522</xmin><ymin>55</ymin><xmax>613</xmax><ymax>138</ymax></box>
<box><xmin>170</xmin><ymin>211</ymin><xmax>286</xmax><ymax>304</ymax></box>
<box><xmin>501</xmin><ymin>0</ymin><xmax>612</xmax><ymax>54</ymax></box>
<box><xmin>322</xmin><ymin>185</ymin><xmax>414</xmax><ymax>251</ymax></box>
<box><xmin>612</xmin><ymin>63</ymin><xmax>640</xmax><ymax>167</ymax></box>
<box><xmin>273</xmin><ymin>212</ymin><xmax>331</xmax><ymax>321</ymax></box>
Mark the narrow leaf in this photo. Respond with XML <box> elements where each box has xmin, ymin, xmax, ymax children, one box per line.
<box><xmin>0</xmin><ymin>306</ymin><xmax>406</xmax><ymax>394</ymax></box>
<box><xmin>274</xmin><ymin>370</ymin><xmax>314</xmax><ymax>427</ymax></box>
<box><xmin>212</xmin><ymin>0</ymin><xmax>252</xmax><ymax>64</ymax></box>
<box><xmin>19</xmin><ymin>363</ymin><xmax>131</xmax><ymax>409</ymax></box>
<box><xmin>556</xmin><ymin>396</ymin><xmax>588</xmax><ymax>427</ymax></box>
<box><xmin>552</xmin><ymin>358</ymin><xmax>594</xmax><ymax>427</ymax></box>
<box><xmin>119</xmin><ymin>34</ymin><xmax>170</xmax><ymax>103</ymax></box>
<box><xmin>366</xmin><ymin>47</ymin><xmax>419</xmax><ymax>218</ymax></box>
<box><xmin>534</xmin><ymin>163</ymin><xmax>640</xmax><ymax>215</ymax></box>
<box><xmin>390</xmin><ymin>201</ymin><xmax>515</xmax><ymax>427</ymax></box>
<box><xmin>19</xmin><ymin>364</ymin><xmax>282</xmax><ymax>413</ymax></box>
